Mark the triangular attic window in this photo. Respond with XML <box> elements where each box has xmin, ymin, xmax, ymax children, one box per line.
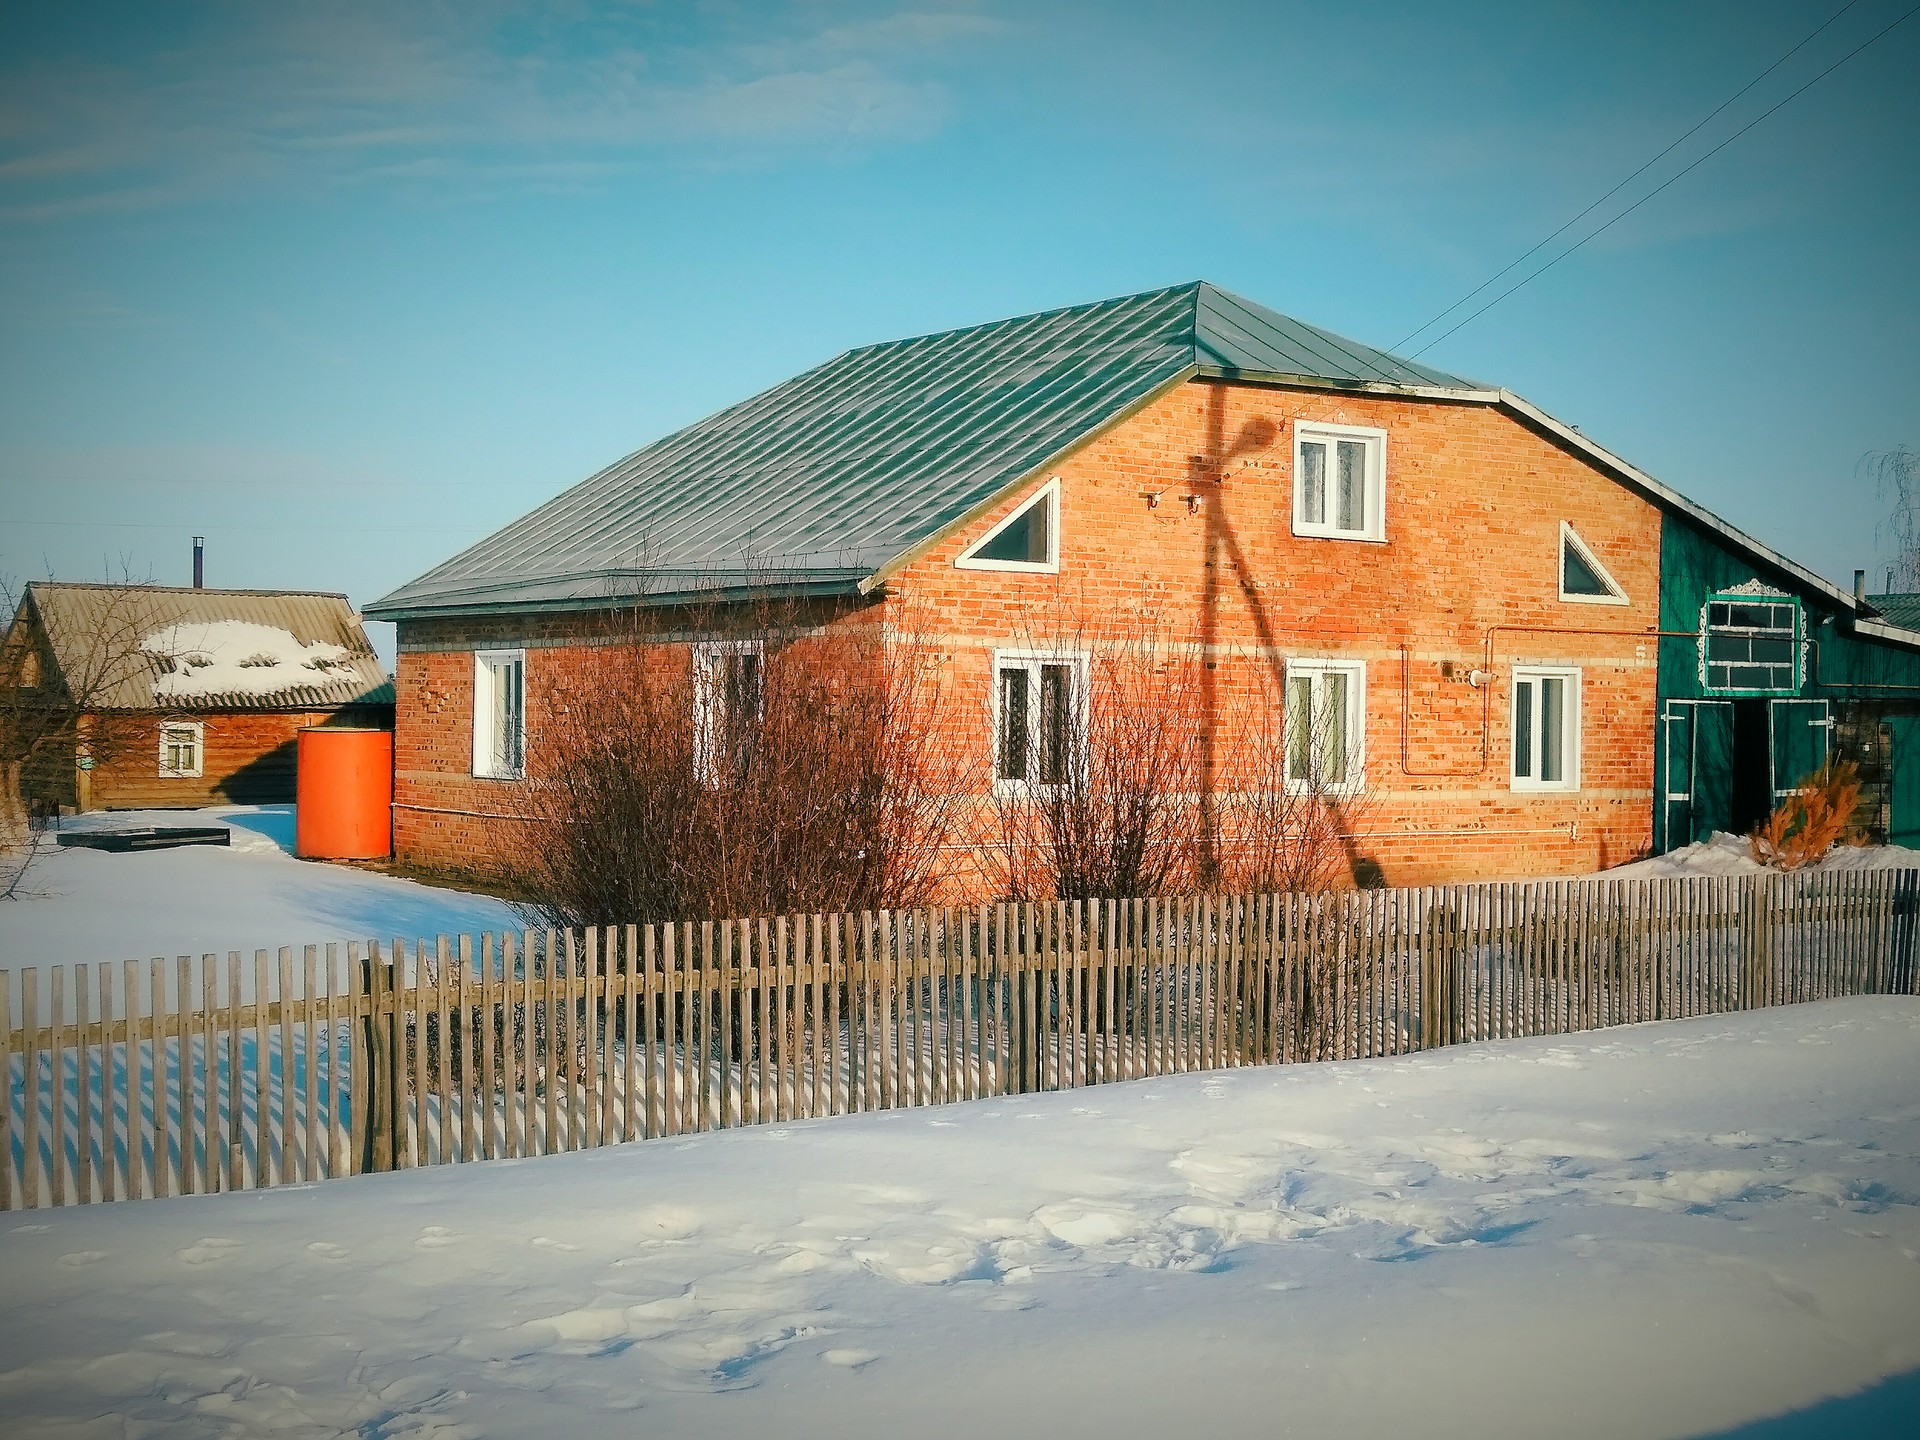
<box><xmin>957</xmin><ymin>480</ymin><xmax>1058</xmax><ymax>570</ymax></box>
<box><xmin>1560</xmin><ymin>523</ymin><xmax>1627</xmax><ymax>603</ymax></box>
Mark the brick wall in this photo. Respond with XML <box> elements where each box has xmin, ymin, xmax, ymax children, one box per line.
<box><xmin>391</xmin><ymin>600</ymin><xmax>880</xmax><ymax>883</ymax></box>
<box><xmin>391</xmin><ymin>378</ymin><xmax>1663</xmax><ymax>890</ymax></box>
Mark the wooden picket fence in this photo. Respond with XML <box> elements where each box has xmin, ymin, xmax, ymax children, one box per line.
<box><xmin>5</xmin><ymin>866</ymin><xmax>1918</xmax><ymax>1209</ymax></box>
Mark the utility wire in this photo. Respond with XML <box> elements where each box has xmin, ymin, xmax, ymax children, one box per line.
<box><xmin>1393</xmin><ymin>0</ymin><xmax>1865</xmax><ymax>354</ymax></box>
<box><xmin>1406</xmin><ymin>0</ymin><xmax>1919</xmax><ymax>360</ymax></box>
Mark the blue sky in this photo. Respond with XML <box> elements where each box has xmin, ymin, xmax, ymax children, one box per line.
<box><xmin>2</xmin><ymin>0</ymin><xmax>1915</xmax><ymax>666</ymax></box>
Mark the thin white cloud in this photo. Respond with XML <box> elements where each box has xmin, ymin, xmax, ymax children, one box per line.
<box><xmin>0</xmin><ymin>1</ymin><xmax>1008</xmax><ymax>223</ymax></box>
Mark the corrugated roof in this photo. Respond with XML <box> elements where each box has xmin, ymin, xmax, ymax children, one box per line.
<box><xmin>20</xmin><ymin>583</ymin><xmax>392</xmax><ymax>712</ymax></box>
<box><xmin>1868</xmin><ymin>593</ymin><xmax>1920</xmax><ymax>630</ymax></box>
<box><xmin>366</xmin><ymin>281</ymin><xmax>1486</xmax><ymax>619</ymax></box>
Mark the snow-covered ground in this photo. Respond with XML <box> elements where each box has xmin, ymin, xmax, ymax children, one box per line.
<box><xmin>3</xmin><ymin>997</ymin><xmax>1917</xmax><ymax>1439</ymax></box>
<box><xmin>0</xmin><ymin>807</ymin><xmax>518</xmax><ymax>1007</ymax></box>
<box><xmin>1603</xmin><ymin>831</ymin><xmax>1920</xmax><ymax>881</ymax></box>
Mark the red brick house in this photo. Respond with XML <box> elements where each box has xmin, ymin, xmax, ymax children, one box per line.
<box><xmin>365</xmin><ymin>281</ymin><xmax>1914</xmax><ymax>890</ymax></box>
<box><xmin>5</xmin><ymin>583</ymin><xmax>392</xmax><ymax>813</ymax></box>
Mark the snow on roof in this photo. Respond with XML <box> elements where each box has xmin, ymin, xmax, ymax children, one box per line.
<box><xmin>19</xmin><ymin>582</ymin><xmax>392</xmax><ymax>711</ymax></box>
<box><xmin>142</xmin><ymin>620</ymin><xmax>357</xmax><ymax>702</ymax></box>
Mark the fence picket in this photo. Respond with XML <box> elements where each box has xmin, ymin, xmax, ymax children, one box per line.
<box><xmin>0</xmin><ymin>971</ymin><xmax>12</xmax><ymax>1210</ymax></box>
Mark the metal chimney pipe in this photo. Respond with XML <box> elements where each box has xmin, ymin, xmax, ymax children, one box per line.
<box><xmin>193</xmin><ymin>536</ymin><xmax>204</xmax><ymax>589</ymax></box>
<box><xmin>1854</xmin><ymin>568</ymin><xmax>1866</xmax><ymax>606</ymax></box>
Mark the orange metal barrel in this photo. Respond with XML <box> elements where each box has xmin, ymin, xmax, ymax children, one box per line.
<box><xmin>296</xmin><ymin>727</ymin><xmax>393</xmax><ymax>860</ymax></box>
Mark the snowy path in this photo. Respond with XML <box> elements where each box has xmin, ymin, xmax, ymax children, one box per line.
<box><xmin>3</xmin><ymin>997</ymin><xmax>1919</xmax><ymax>1438</ymax></box>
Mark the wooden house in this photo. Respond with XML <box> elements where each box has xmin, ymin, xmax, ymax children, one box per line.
<box><xmin>4</xmin><ymin>583</ymin><xmax>392</xmax><ymax>813</ymax></box>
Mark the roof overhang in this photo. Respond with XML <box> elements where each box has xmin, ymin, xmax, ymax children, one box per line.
<box><xmin>1493</xmin><ymin>390</ymin><xmax>1864</xmax><ymax>616</ymax></box>
<box><xmin>365</xmin><ymin>567</ymin><xmax>871</xmax><ymax>625</ymax></box>
<box><xmin>1850</xmin><ymin>616</ymin><xmax>1920</xmax><ymax>652</ymax></box>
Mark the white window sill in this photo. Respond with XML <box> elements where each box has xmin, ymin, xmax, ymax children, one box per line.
<box><xmin>1558</xmin><ymin>591</ymin><xmax>1630</xmax><ymax>606</ymax></box>
<box><xmin>1291</xmin><ymin>527</ymin><xmax>1386</xmax><ymax>544</ymax></box>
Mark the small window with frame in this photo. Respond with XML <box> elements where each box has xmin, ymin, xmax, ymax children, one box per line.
<box><xmin>472</xmin><ymin>649</ymin><xmax>526</xmax><ymax>779</ymax></box>
<box><xmin>1285</xmin><ymin>659</ymin><xmax>1366</xmax><ymax>794</ymax></box>
<box><xmin>1559</xmin><ymin>522</ymin><xmax>1628</xmax><ymax>604</ymax></box>
<box><xmin>158</xmin><ymin>720</ymin><xmax>204</xmax><ymax>779</ymax></box>
<box><xmin>993</xmin><ymin>650</ymin><xmax>1086</xmax><ymax>792</ymax></box>
<box><xmin>1293</xmin><ymin>422</ymin><xmax>1386</xmax><ymax>542</ymax></box>
<box><xmin>1511</xmin><ymin>666</ymin><xmax>1580</xmax><ymax>792</ymax></box>
<box><xmin>957</xmin><ymin>478</ymin><xmax>1060</xmax><ymax>572</ymax></box>
<box><xmin>693</xmin><ymin>639</ymin><xmax>764</xmax><ymax>783</ymax></box>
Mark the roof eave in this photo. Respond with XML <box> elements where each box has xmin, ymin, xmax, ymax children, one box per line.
<box><xmin>366</xmin><ymin>574</ymin><xmax>871</xmax><ymax>625</ymax></box>
<box><xmin>1851</xmin><ymin>616</ymin><xmax>1920</xmax><ymax>652</ymax></box>
<box><xmin>1495</xmin><ymin>390</ymin><xmax>1861</xmax><ymax>616</ymax></box>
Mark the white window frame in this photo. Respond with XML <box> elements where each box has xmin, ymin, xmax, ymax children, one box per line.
<box><xmin>1510</xmin><ymin>665</ymin><xmax>1581</xmax><ymax>793</ymax></box>
<box><xmin>158</xmin><ymin>720</ymin><xmax>204</xmax><ymax>779</ymax></box>
<box><xmin>1558</xmin><ymin>521</ymin><xmax>1628</xmax><ymax>605</ymax></box>
<box><xmin>1283</xmin><ymin>659</ymin><xmax>1367</xmax><ymax>796</ymax></box>
<box><xmin>956</xmin><ymin>477</ymin><xmax>1061</xmax><ymax>573</ymax></box>
<box><xmin>471</xmin><ymin>648</ymin><xmax>526</xmax><ymax>780</ymax></box>
<box><xmin>990</xmin><ymin>648</ymin><xmax>1088</xmax><ymax>796</ymax></box>
<box><xmin>692</xmin><ymin>638</ymin><xmax>765</xmax><ymax>784</ymax></box>
<box><xmin>1292</xmin><ymin>422</ymin><xmax>1387</xmax><ymax>543</ymax></box>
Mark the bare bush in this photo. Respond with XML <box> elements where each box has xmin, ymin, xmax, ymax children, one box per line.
<box><xmin>1216</xmin><ymin>662</ymin><xmax>1383</xmax><ymax>896</ymax></box>
<box><xmin>984</xmin><ymin>599</ymin><xmax>1382</xmax><ymax>903</ymax></box>
<box><xmin>511</xmin><ymin>591</ymin><xmax>976</xmax><ymax>929</ymax></box>
<box><xmin>987</xmin><ymin>615</ymin><xmax>1210</xmax><ymax>902</ymax></box>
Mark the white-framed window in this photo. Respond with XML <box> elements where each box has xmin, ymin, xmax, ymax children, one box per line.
<box><xmin>1293</xmin><ymin>422</ymin><xmax>1386</xmax><ymax>542</ymax></box>
<box><xmin>992</xmin><ymin>649</ymin><xmax>1087</xmax><ymax>792</ymax></box>
<box><xmin>956</xmin><ymin>478</ymin><xmax>1060</xmax><ymax>573</ymax></box>
<box><xmin>1285</xmin><ymin>659</ymin><xmax>1366</xmax><ymax>794</ymax></box>
<box><xmin>1511</xmin><ymin>666</ymin><xmax>1581</xmax><ymax>792</ymax></box>
<box><xmin>1702</xmin><ymin>593</ymin><xmax>1801</xmax><ymax>694</ymax></box>
<box><xmin>1559</xmin><ymin>522</ymin><xmax>1628</xmax><ymax>604</ymax></box>
<box><xmin>693</xmin><ymin>639</ymin><xmax>764</xmax><ymax>783</ymax></box>
<box><xmin>158</xmin><ymin>721</ymin><xmax>204</xmax><ymax>779</ymax></box>
<box><xmin>472</xmin><ymin>649</ymin><xmax>526</xmax><ymax>779</ymax></box>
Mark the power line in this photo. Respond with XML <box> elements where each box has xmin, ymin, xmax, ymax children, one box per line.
<box><xmin>1407</xmin><ymin>0</ymin><xmax>1919</xmax><ymax>360</ymax></box>
<box><xmin>1392</xmin><ymin>0</ymin><xmax>1865</xmax><ymax>354</ymax></box>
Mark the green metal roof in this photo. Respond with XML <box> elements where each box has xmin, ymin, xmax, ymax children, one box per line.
<box><xmin>1868</xmin><ymin>593</ymin><xmax>1920</xmax><ymax>629</ymax></box>
<box><xmin>365</xmin><ymin>282</ymin><xmax>1486</xmax><ymax>620</ymax></box>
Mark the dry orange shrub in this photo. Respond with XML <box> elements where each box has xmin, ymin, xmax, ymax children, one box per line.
<box><xmin>1750</xmin><ymin>760</ymin><xmax>1864</xmax><ymax>871</ymax></box>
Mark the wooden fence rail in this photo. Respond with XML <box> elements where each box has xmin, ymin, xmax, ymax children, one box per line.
<box><xmin>5</xmin><ymin>867</ymin><xmax>1918</xmax><ymax>1209</ymax></box>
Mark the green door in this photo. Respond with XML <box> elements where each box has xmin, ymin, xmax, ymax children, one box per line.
<box><xmin>1769</xmin><ymin>699</ymin><xmax>1831</xmax><ymax>801</ymax></box>
<box><xmin>1660</xmin><ymin>700</ymin><xmax>1734</xmax><ymax>847</ymax></box>
<box><xmin>1886</xmin><ymin>714</ymin><xmax>1920</xmax><ymax>847</ymax></box>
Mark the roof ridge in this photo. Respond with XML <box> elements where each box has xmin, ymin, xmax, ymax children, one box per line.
<box><xmin>840</xmin><ymin>280</ymin><xmax>1203</xmax><ymax>358</ymax></box>
<box><xmin>27</xmin><ymin>581</ymin><xmax>353</xmax><ymax>600</ymax></box>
